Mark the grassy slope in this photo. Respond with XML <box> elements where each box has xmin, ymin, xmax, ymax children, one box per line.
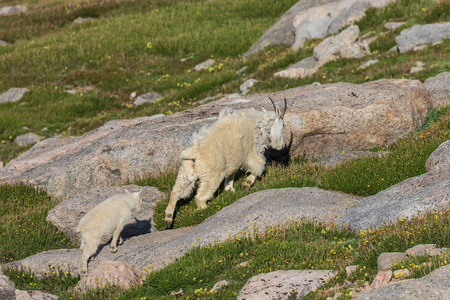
<box><xmin>0</xmin><ymin>0</ymin><xmax>449</xmax><ymax>299</ymax></box>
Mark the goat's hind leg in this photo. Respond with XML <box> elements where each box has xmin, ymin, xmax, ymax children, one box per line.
<box><xmin>195</xmin><ymin>173</ymin><xmax>224</xmax><ymax>209</ymax></box>
<box><xmin>164</xmin><ymin>159</ymin><xmax>197</xmax><ymax>228</ymax></box>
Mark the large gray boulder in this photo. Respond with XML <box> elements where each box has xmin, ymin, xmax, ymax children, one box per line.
<box><xmin>0</xmin><ymin>79</ymin><xmax>433</xmax><ymax>197</ymax></box>
<box><xmin>237</xmin><ymin>270</ymin><xmax>336</xmax><ymax>300</ymax></box>
<box><xmin>243</xmin><ymin>0</ymin><xmax>340</xmax><ymax>56</ymax></box>
<box><xmin>339</xmin><ymin>140</ymin><xmax>450</xmax><ymax>231</ymax></box>
<box><xmin>4</xmin><ymin>187</ymin><xmax>357</xmax><ymax>275</ymax></box>
<box><xmin>46</xmin><ymin>185</ymin><xmax>165</xmax><ymax>244</ymax></box>
<box><xmin>424</xmin><ymin>72</ymin><xmax>450</xmax><ymax>108</ymax></box>
<box><xmin>396</xmin><ymin>23</ymin><xmax>450</xmax><ymax>53</ymax></box>
<box><xmin>355</xmin><ymin>264</ymin><xmax>450</xmax><ymax>299</ymax></box>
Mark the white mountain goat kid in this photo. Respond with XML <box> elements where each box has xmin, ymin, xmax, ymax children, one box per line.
<box><xmin>74</xmin><ymin>189</ymin><xmax>143</xmax><ymax>273</ymax></box>
<box><xmin>164</xmin><ymin>97</ymin><xmax>287</xmax><ymax>228</ymax></box>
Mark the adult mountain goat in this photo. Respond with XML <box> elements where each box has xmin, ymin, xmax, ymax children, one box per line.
<box><xmin>164</xmin><ymin>97</ymin><xmax>287</xmax><ymax>228</ymax></box>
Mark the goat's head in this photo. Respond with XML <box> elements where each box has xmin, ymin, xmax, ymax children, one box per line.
<box><xmin>267</xmin><ymin>97</ymin><xmax>287</xmax><ymax>150</ymax></box>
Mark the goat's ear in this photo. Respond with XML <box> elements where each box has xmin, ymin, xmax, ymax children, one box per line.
<box><xmin>124</xmin><ymin>188</ymin><xmax>131</xmax><ymax>194</ymax></box>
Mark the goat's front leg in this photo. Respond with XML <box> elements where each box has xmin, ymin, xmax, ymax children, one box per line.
<box><xmin>164</xmin><ymin>160</ymin><xmax>197</xmax><ymax>229</ymax></box>
<box><xmin>224</xmin><ymin>172</ymin><xmax>236</xmax><ymax>192</ymax></box>
<box><xmin>242</xmin><ymin>153</ymin><xmax>265</xmax><ymax>189</ymax></box>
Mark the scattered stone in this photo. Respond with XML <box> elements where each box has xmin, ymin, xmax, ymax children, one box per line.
<box><xmin>359</xmin><ymin>59</ymin><xmax>379</xmax><ymax>69</ymax></box>
<box><xmin>73</xmin><ymin>17</ymin><xmax>95</xmax><ymax>24</ymax></box>
<box><xmin>237</xmin><ymin>270</ymin><xmax>336</xmax><ymax>300</ymax></box>
<box><xmin>169</xmin><ymin>288</ymin><xmax>185</xmax><ymax>297</ymax></box>
<box><xmin>180</xmin><ymin>56</ymin><xmax>194</xmax><ymax>62</ymax></box>
<box><xmin>273</xmin><ymin>56</ymin><xmax>320</xmax><ymax>79</ymax></box>
<box><xmin>0</xmin><ymin>5</ymin><xmax>27</xmax><ymax>16</ymax></box>
<box><xmin>210</xmin><ymin>280</ymin><xmax>229</xmax><ymax>293</ymax></box>
<box><xmin>346</xmin><ymin>265</ymin><xmax>359</xmax><ymax>276</ymax></box>
<box><xmin>15</xmin><ymin>290</ymin><xmax>59</xmax><ymax>300</ymax></box>
<box><xmin>377</xmin><ymin>252</ymin><xmax>407</xmax><ymax>271</ymax></box>
<box><xmin>133</xmin><ymin>91</ymin><xmax>162</xmax><ymax>106</ymax></box>
<box><xmin>0</xmin><ymin>162</ymin><xmax>3</xmax><ymax>169</ymax></box>
<box><xmin>239</xmin><ymin>79</ymin><xmax>258</xmax><ymax>95</ymax></box>
<box><xmin>243</xmin><ymin>0</ymin><xmax>339</xmax><ymax>56</ymax></box>
<box><xmin>0</xmin><ymin>40</ymin><xmax>9</xmax><ymax>46</ymax></box>
<box><xmin>424</xmin><ymin>72</ymin><xmax>450</xmax><ymax>108</ymax></box>
<box><xmin>64</xmin><ymin>85</ymin><xmax>96</xmax><ymax>95</ymax></box>
<box><xmin>236</xmin><ymin>66</ymin><xmax>247</xmax><ymax>75</ymax></box>
<box><xmin>46</xmin><ymin>185</ymin><xmax>165</xmax><ymax>244</ymax></box>
<box><xmin>355</xmin><ymin>264</ymin><xmax>450</xmax><ymax>299</ymax></box>
<box><xmin>130</xmin><ymin>92</ymin><xmax>137</xmax><ymax>99</ymax></box>
<box><xmin>0</xmin><ymin>88</ymin><xmax>30</xmax><ymax>104</ymax></box>
<box><xmin>410</xmin><ymin>66</ymin><xmax>425</xmax><ymax>73</ymax></box>
<box><xmin>193</xmin><ymin>59</ymin><xmax>215</xmax><ymax>71</ymax></box>
<box><xmin>393</xmin><ymin>268</ymin><xmax>410</xmax><ymax>279</ymax></box>
<box><xmin>405</xmin><ymin>244</ymin><xmax>443</xmax><ymax>257</ymax></box>
<box><xmin>0</xmin><ymin>269</ymin><xmax>15</xmax><ymax>300</ymax></box>
<box><xmin>396</xmin><ymin>22</ymin><xmax>450</xmax><ymax>53</ymax></box>
<box><xmin>236</xmin><ymin>261</ymin><xmax>249</xmax><ymax>268</ymax></box>
<box><xmin>14</xmin><ymin>133</ymin><xmax>45</xmax><ymax>146</ymax></box>
<box><xmin>314</xmin><ymin>25</ymin><xmax>365</xmax><ymax>63</ymax></box>
<box><xmin>384</xmin><ymin>22</ymin><xmax>406</xmax><ymax>31</ymax></box>
<box><xmin>276</xmin><ymin>25</ymin><xmax>368</xmax><ymax>79</ymax></box>
<box><xmin>75</xmin><ymin>261</ymin><xmax>143</xmax><ymax>292</ymax></box>
<box><xmin>372</xmin><ymin>270</ymin><xmax>392</xmax><ymax>288</ymax></box>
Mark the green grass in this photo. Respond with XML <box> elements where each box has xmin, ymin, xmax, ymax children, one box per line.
<box><xmin>0</xmin><ymin>184</ymin><xmax>75</xmax><ymax>265</ymax></box>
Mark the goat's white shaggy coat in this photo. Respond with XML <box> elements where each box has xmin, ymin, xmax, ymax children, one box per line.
<box><xmin>75</xmin><ymin>189</ymin><xmax>143</xmax><ymax>273</ymax></box>
<box><xmin>164</xmin><ymin>99</ymin><xmax>287</xmax><ymax>228</ymax></box>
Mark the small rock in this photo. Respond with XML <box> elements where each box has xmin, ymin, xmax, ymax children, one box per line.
<box><xmin>0</xmin><ymin>88</ymin><xmax>30</xmax><ymax>104</ymax></box>
<box><xmin>416</xmin><ymin>61</ymin><xmax>424</xmax><ymax>67</ymax></box>
<box><xmin>180</xmin><ymin>56</ymin><xmax>194</xmax><ymax>62</ymax></box>
<box><xmin>384</xmin><ymin>22</ymin><xmax>406</xmax><ymax>31</ymax></box>
<box><xmin>396</xmin><ymin>23</ymin><xmax>450</xmax><ymax>53</ymax></box>
<box><xmin>194</xmin><ymin>59</ymin><xmax>215</xmax><ymax>71</ymax></box>
<box><xmin>377</xmin><ymin>252</ymin><xmax>407</xmax><ymax>271</ymax></box>
<box><xmin>73</xmin><ymin>17</ymin><xmax>94</xmax><ymax>24</ymax></box>
<box><xmin>15</xmin><ymin>289</ymin><xmax>59</xmax><ymax>299</ymax></box>
<box><xmin>134</xmin><ymin>91</ymin><xmax>162</xmax><ymax>106</ymax></box>
<box><xmin>274</xmin><ymin>56</ymin><xmax>320</xmax><ymax>79</ymax></box>
<box><xmin>239</xmin><ymin>79</ymin><xmax>258</xmax><ymax>95</ymax></box>
<box><xmin>0</xmin><ymin>162</ymin><xmax>3</xmax><ymax>169</ymax></box>
<box><xmin>14</xmin><ymin>133</ymin><xmax>45</xmax><ymax>146</ymax></box>
<box><xmin>393</xmin><ymin>268</ymin><xmax>410</xmax><ymax>279</ymax></box>
<box><xmin>410</xmin><ymin>66</ymin><xmax>425</xmax><ymax>73</ymax></box>
<box><xmin>405</xmin><ymin>244</ymin><xmax>441</xmax><ymax>257</ymax></box>
<box><xmin>0</xmin><ymin>40</ymin><xmax>9</xmax><ymax>46</ymax></box>
<box><xmin>236</xmin><ymin>261</ymin><xmax>249</xmax><ymax>268</ymax></box>
<box><xmin>210</xmin><ymin>280</ymin><xmax>229</xmax><ymax>293</ymax></box>
<box><xmin>359</xmin><ymin>59</ymin><xmax>379</xmax><ymax>69</ymax></box>
<box><xmin>0</xmin><ymin>5</ymin><xmax>27</xmax><ymax>16</ymax></box>
<box><xmin>236</xmin><ymin>66</ymin><xmax>247</xmax><ymax>75</ymax></box>
<box><xmin>346</xmin><ymin>265</ymin><xmax>359</xmax><ymax>276</ymax></box>
<box><xmin>372</xmin><ymin>270</ymin><xmax>392</xmax><ymax>288</ymax></box>
<box><xmin>75</xmin><ymin>261</ymin><xmax>143</xmax><ymax>292</ymax></box>
<box><xmin>237</xmin><ymin>270</ymin><xmax>336</xmax><ymax>300</ymax></box>
<box><xmin>22</xmin><ymin>126</ymin><xmax>30</xmax><ymax>131</ymax></box>
<box><xmin>130</xmin><ymin>92</ymin><xmax>137</xmax><ymax>99</ymax></box>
